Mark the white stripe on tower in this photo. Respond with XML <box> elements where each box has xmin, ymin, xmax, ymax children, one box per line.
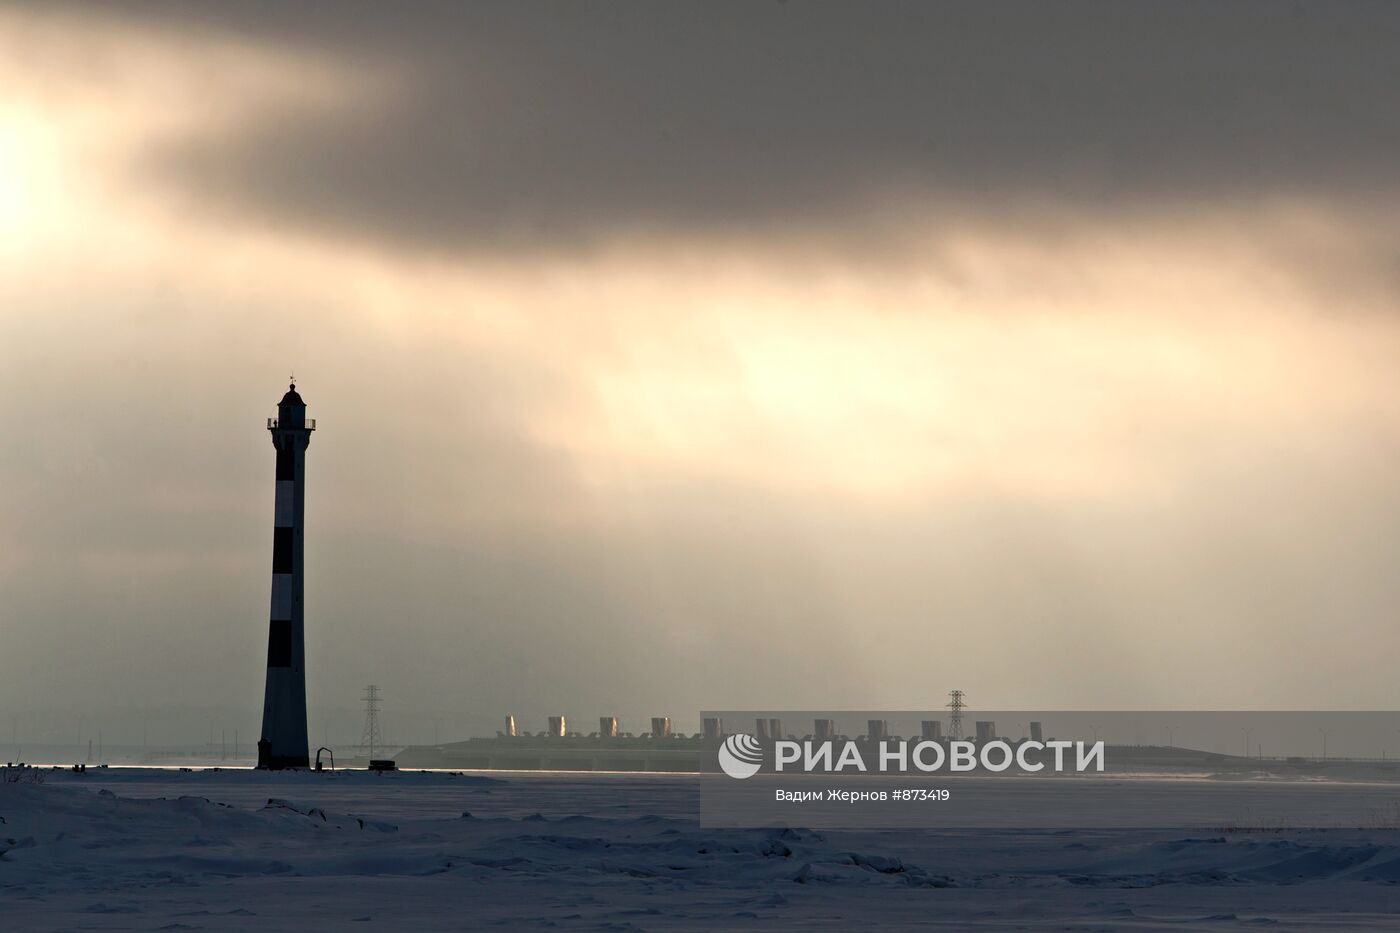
<box><xmin>269</xmin><ymin>571</ymin><xmax>293</xmax><ymax>620</ymax></box>
<box><xmin>274</xmin><ymin>480</ymin><xmax>294</xmax><ymax>526</ymax></box>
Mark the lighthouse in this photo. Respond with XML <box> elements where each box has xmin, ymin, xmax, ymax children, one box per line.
<box><xmin>257</xmin><ymin>383</ymin><xmax>315</xmax><ymax>769</ymax></box>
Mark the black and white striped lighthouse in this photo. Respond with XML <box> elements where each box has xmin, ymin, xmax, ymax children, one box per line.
<box><xmin>257</xmin><ymin>383</ymin><xmax>315</xmax><ymax>769</ymax></box>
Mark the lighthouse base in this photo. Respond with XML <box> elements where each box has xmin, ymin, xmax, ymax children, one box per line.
<box><xmin>256</xmin><ymin>740</ymin><xmax>310</xmax><ymax>770</ymax></box>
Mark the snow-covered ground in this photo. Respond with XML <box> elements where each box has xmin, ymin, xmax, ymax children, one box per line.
<box><xmin>4</xmin><ymin>768</ymin><xmax>1400</xmax><ymax>930</ymax></box>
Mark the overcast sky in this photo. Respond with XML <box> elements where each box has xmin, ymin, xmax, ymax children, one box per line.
<box><xmin>4</xmin><ymin>2</ymin><xmax>1400</xmax><ymax>746</ymax></box>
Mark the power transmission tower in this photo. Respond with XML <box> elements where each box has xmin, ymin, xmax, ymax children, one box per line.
<box><xmin>947</xmin><ymin>689</ymin><xmax>966</xmax><ymax>739</ymax></box>
<box><xmin>359</xmin><ymin>685</ymin><xmax>384</xmax><ymax>758</ymax></box>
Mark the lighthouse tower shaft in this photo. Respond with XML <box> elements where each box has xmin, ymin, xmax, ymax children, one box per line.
<box><xmin>258</xmin><ymin>384</ymin><xmax>315</xmax><ymax>769</ymax></box>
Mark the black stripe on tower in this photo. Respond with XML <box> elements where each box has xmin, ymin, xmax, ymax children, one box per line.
<box><xmin>276</xmin><ymin>446</ymin><xmax>295</xmax><ymax>480</ymax></box>
<box><xmin>271</xmin><ymin>527</ymin><xmax>294</xmax><ymax>573</ymax></box>
<box><xmin>267</xmin><ymin>619</ymin><xmax>292</xmax><ymax>667</ymax></box>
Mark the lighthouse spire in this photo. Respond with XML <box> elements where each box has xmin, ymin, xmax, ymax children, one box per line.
<box><xmin>257</xmin><ymin>382</ymin><xmax>315</xmax><ymax>768</ymax></box>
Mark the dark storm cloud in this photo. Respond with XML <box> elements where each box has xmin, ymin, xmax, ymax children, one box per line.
<box><xmin>52</xmin><ymin>0</ymin><xmax>1400</xmax><ymax>251</ymax></box>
